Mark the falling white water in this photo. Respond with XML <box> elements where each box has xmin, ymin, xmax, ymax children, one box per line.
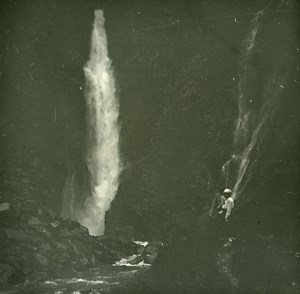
<box><xmin>234</xmin><ymin>10</ymin><xmax>264</xmax><ymax>149</ymax></box>
<box><xmin>80</xmin><ymin>10</ymin><xmax>121</xmax><ymax>235</ymax></box>
<box><xmin>221</xmin><ymin>10</ymin><xmax>286</xmax><ymax>201</ymax></box>
<box><xmin>232</xmin><ymin>78</ymin><xmax>285</xmax><ymax>200</ymax></box>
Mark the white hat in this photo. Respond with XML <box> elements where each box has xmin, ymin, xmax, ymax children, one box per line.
<box><xmin>223</xmin><ymin>188</ymin><xmax>232</xmax><ymax>194</ymax></box>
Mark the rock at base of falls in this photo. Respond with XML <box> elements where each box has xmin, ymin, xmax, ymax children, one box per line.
<box><xmin>0</xmin><ymin>202</ymin><xmax>143</xmax><ymax>288</ymax></box>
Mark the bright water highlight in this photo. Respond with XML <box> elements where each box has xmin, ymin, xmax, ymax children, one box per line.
<box><xmin>81</xmin><ymin>10</ymin><xmax>121</xmax><ymax>235</ymax></box>
<box><xmin>61</xmin><ymin>10</ymin><xmax>121</xmax><ymax>235</ymax></box>
<box><xmin>222</xmin><ymin>10</ymin><xmax>286</xmax><ymax>200</ymax></box>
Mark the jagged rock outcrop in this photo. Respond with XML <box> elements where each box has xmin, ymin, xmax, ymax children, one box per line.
<box><xmin>142</xmin><ymin>241</ymin><xmax>163</xmax><ymax>264</ymax></box>
<box><xmin>0</xmin><ymin>202</ymin><xmax>141</xmax><ymax>287</ymax></box>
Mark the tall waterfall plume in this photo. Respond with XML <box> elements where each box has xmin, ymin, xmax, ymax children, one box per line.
<box><xmin>82</xmin><ymin>10</ymin><xmax>121</xmax><ymax>235</ymax></box>
<box><xmin>61</xmin><ymin>10</ymin><xmax>121</xmax><ymax>236</ymax></box>
<box><xmin>221</xmin><ymin>10</ymin><xmax>286</xmax><ymax>200</ymax></box>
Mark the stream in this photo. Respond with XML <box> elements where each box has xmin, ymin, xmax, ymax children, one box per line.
<box><xmin>1</xmin><ymin>262</ymin><xmax>150</xmax><ymax>294</ymax></box>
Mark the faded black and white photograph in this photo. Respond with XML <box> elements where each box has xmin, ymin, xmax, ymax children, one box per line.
<box><xmin>0</xmin><ymin>0</ymin><xmax>299</xmax><ymax>293</ymax></box>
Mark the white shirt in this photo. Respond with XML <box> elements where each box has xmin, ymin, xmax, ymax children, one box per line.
<box><xmin>222</xmin><ymin>197</ymin><xmax>234</xmax><ymax>219</ymax></box>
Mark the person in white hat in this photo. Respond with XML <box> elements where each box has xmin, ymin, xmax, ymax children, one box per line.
<box><xmin>218</xmin><ymin>188</ymin><xmax>234</xmax><ymax>221</ymax></box>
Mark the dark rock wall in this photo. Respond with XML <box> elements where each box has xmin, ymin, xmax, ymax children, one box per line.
<box><xmin>106</xmin><ymin>0</ymin><xmax>300</xmax><ymax>241</ymax></box>
<box><xmin>0</xmin><ymin>0</ymin><xmax>299</xmax><ymax>242</ymax></box>
<box><xmin>0</xmin><ymin>0</ymin><xmax>93</xmax><ymax>211</ymax></box>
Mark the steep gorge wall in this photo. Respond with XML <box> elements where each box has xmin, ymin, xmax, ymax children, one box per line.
<box><xmin>0</xmin><ymin>0</ymin><xmax>93</xmax><ymax>212</ymax></box>
<box><xmin>0</xmin><ymin>0</ymin><xmax>299</xmax><ymax>242</ymax></box>
<box><xmin>105</xmin><ymin>0</ymin><xmax>300</xmax><ymax>240</ymax></box>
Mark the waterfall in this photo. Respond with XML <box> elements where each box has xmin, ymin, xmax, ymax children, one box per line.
<box><xmin>81</xmin><ymin>10</ymin><xmax>121</xmax><ymax>235</ymax></box>
<box><xmin>61</xmin><ymin>10</ymin><xmax>121</xmax><ymax>236</ymax></box>
<box><xmin>221</xmin><ymin>10</ymin><xmax>286</xmax><ymax>200</ymax></box>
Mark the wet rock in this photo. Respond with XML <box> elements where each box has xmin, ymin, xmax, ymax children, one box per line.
<box><xmin>0</xmin><ymin>205</ymin><xmax>143</xmax><ymax>282</ymax></box>
<box><xmin>39</xmin><ymin>242</ymin><xmax>51</xmax><ymax>252</ymax></box>
<box><xmin>59</xmin><ymin>227</ymin><xmax>73</xmax><ymax>238</ymax></box>
<box><xmin>94</xmin><ymin>250</ymin><xmax>103</xmax><ymax>257</ymax></box>
<box><xmin>4</xmin><ymin>229</ymin><xmax>35</xmax><ymax>241</ymax></box>
<box><xmin>21</xmin><ymin>267</ymin><xmax>35</xmax><ymax>279</ymax></box>
<box><xmin>122</xmin><ymin>254</ymin><xmax>144</xmax><ymax>265</ymax></box>
<box><xmin>143</xmin><ymin>254</ymin><xmax>156</xmax><ymax>264</ymax></box>
<box><xmin>110</xmin><ymin>250</ymin><xmax>127</xmax><ymax>260</ymax></box>
<box><xmin>27</xmin><ymin>217</ymin><xmax>51</xmax><ymax>238</ymax></box>
<box><xmin>37</xmin><ymin>208</ymin><xmax>43</xmax><ymax>216</ymax></box>
<box><xmin>69</xmin><ymin>243</ymin><xmax>81</xmax><ymax>256</ymax></box>
<box><xmin>28</xmin><ymin>216</ymin><xmax>42</xmax><ymax>226</ymax></box>
<box><xmin>71</xmin><ymin>225</ymin><xmax>89</xmax><ymax>237</ymax></box>
<box><xmin>35</xmin><ymin>253</ymin><xmax>48</xmax><ymax>267</ymax></box>
<box><xmin>56</xmin><ymin>242</ymin><xmax>68</xmax><ymax>251</ymax></box>
<box><xmin>0</xmin><ymin>203</ymin><xmax>18</xmax><ymax>226</ymax></box>
<box><xmin>60</xmin><ymin>252</ymin><xmax>71</xmax><ymax>260</ymax></box>
<box><xmin>31</xmin><ymin>271</ymin><xmax>48</xmax><ymax>281</ymax></box>
<box><xmin>143</xmin><ymin>241</ymin><xmax>163</xmax><ymax>264</ymax></box>
<box><xmin>0</xmin><ymin>230</ymin><xmax>9</xmax><ymax>247</ymax></box>
<box><xmin>47</xmin><ymin>209</ymin><xmax>56</xmax><ymax>219</ymax></box>
<box><xmin>76</xmin><ymin>290</ymin><xmax>90</xmax><ymax>294</ymax></box>
<box><xmin>90</xmin><ymin>255</ymin><xmax>96</xmax><ymax>266</ymax></box>
<box><xmin>80</xmin><ymin>258</ymin><xmax>89</xmax><ymax>265</ymax></box>
<box><xmin>0</xmin><ymin>203</ymin><xmax>10</xmax><ymax>212</ymax></box>
<box><xmin>98</xmin><ymin>236</ymin><xmax>141</xmax><ymax>256</ymax></box>
<box><xmin>35</xmin><ymin>226</ymin><xmax>51</xmax><ymax>238</ymax></box>
<box><xmin>50</xmin><ymin>220</ymin><xmax>60</xmax><ymax>228</ymax></box>
<box><xmin>62</xmin><ymin>218</ymin><xmax>81</xmax><ymax>231</ymax></box>
<box><xmin>0</xmin><ymin>264</ymin><xmax>15</xmax><ymax>284</ymax></box>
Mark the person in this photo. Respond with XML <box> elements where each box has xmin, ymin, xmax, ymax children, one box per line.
<box><xmin>218</xmin><ymin>188</ymin><xmax>234</xmax><ymax>221</ymax></box>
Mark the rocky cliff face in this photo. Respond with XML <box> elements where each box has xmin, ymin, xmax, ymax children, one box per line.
<box><xmin>0</xmin><ymin>199</ymin><xmax>144</xmax><ymax>288</ymax></box>
<box><xmin>0</xmin><ymin>0</ymin><xmax>299</xmax><ymax>291</ymax></box>
<box><xmin>105</xmin><ymin>0</ymin><xmax>300</xmax><ymax>243</ymax></box>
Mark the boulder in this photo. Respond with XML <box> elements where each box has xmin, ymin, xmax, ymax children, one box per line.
<box><xmin>0</xmin><ymin>203</ymin><xmax>10</xmax><ymax>212</ymax></box>
<box><xmin>35</xmin><ymin>227</ymin><xmax>52</xmax><ymax>238</ymax></box>
<box><xmin>0</xmin><ymin>208</ymin><xmax>147</xmax><ymax>279</ymax></box>
<box><xmin>56</xmin><ymin>242</ymin><xmax>68</xmax><ymax>251</ymax></box>
<box><xmin>39</xmin><ymin>243</ymin><xmax>51</xmax><ymax>252</ymax></box>
<box><xmin>126</xmin><ymin>254</ymin><xmax>144</xmax><ymax>265</ymax></box>
<box><xmin>62</xmin><ymin>218</ymin><xmax>81</xmax><ymax>231</ymax></box>
<box><xmin>98</xmin><ymin>236</ymin><xmax>141</xmax><ymax>256</ymax></box>
<box><xmin>0</xmin><ymin>203</ymin><xmax>18</xmax><ymax>226</ymax></box>
<box><xmin>59</xmin><ymin>227</ymin><xmax>73</xmax><ymax>238</ymax></box>
<box><xmin>0</xmin><ymin>230</ymin><xmax>9</xmax><ymax>247</ymax></box>
<box><xmin>35</xmin><ymin>253</ymin><xmax>48</xmax><ymax>267</ymax></box>
<box><xmin>0</xmin><ymin>264</ymin><xmax>16</xmax><ymax>284</ymax></box>
<box><xmin>80</xmin><ymin>258</ymin><xmax>89</xmax><ymax>265</ymax></box>
<box><xmin>143</xmin><ymin>241</ymin><xmax>163</xmax><ymax>264</ymax></box>
<box><xmin>71</xmin><ymin>225</ymin><xmax>89</xmax><ymax>238</ymax></box>
<box><xmin>28</xmin><ymin>216</ymin><xmax>42</xmax><ymax>226</ymax></box>
<box><xmin>4</xmin><ymin>229</ymin><xmax>34</xmax><ymax>241</ymax></box>
<box><xmin>50</xmin><ymin>220</ymin><xmax>60</xmax><ymax>228</ymax></box>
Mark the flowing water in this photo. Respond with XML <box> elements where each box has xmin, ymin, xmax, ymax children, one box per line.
<box><xmin>14</xmin><ymin>265</ymin><xmax>147</xmax><ymax>294</ymax></box>
<box><xmin>221</xmin><ymin>10</ymin><xmax>286</xmax><ymax>200</ymax></box>
<box><xmin>61</xmin><ymin>10</ymin><xmax>121</xmax><ymax>235</ymax></box>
